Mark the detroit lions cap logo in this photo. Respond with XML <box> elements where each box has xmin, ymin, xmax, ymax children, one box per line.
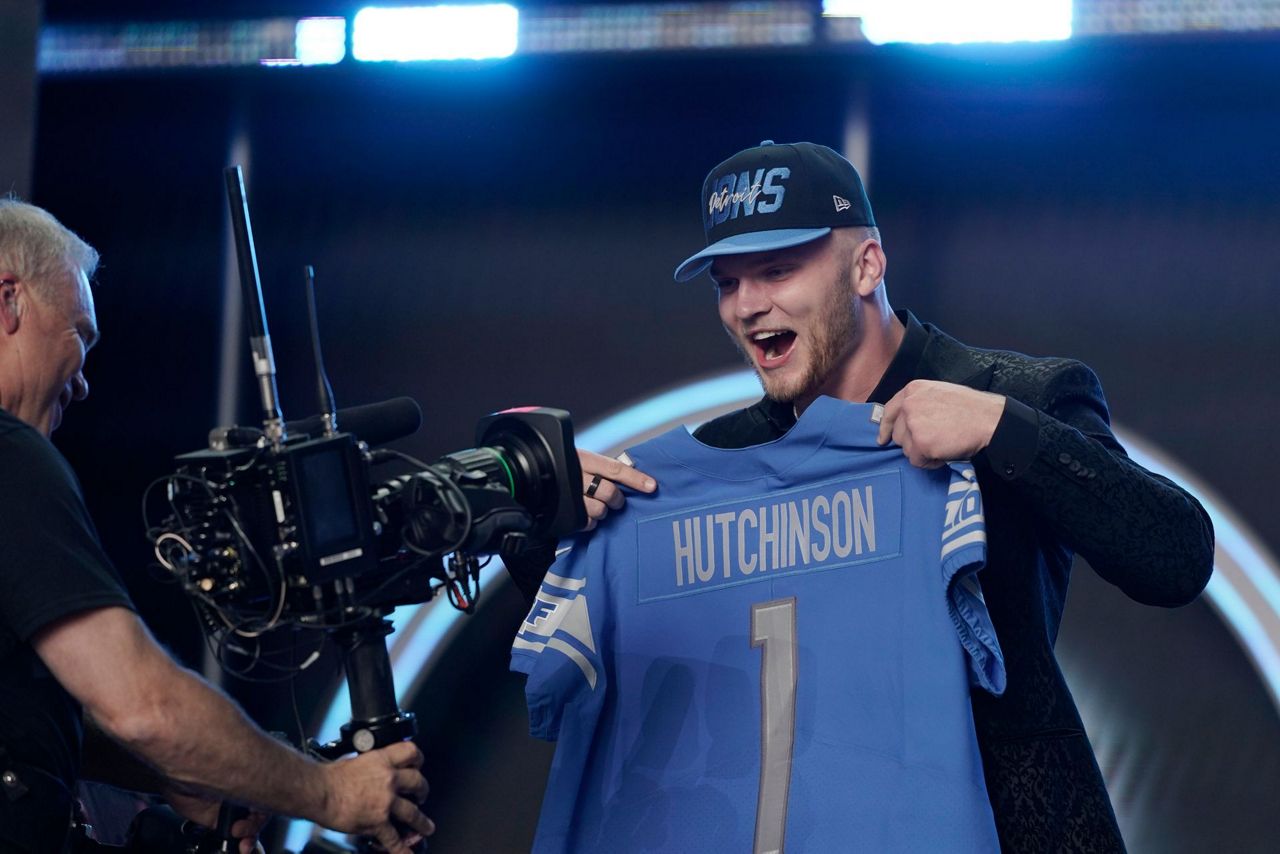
<box><xmin>705</xmin><ymin>166</ymin><xmax>791</xmax><ymax>230</ymax></box>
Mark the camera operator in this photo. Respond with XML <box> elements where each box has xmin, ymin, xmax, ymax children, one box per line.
<box><xmin>0</xmin><ymin>198</ymin><xmax>435</xmax><ymax>853</ymax></box>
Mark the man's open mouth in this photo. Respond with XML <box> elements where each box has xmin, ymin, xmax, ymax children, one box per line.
<box><xmin>749</xmin><ymin>329</ymin><xmax>798</xmax><ymax>365</ymax></box>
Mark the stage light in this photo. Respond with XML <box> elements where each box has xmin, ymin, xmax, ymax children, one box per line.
<box><xmin>295</xmin><ymin>17</ymin><xmax>347</xmax><ymax>65</ymax></box>
<box><xmin>823</xmin><ymin>0</ymin><xmax>1072</xmax><ymax>45</ymax></box>
<box><xmin>352</xmin><ymin>4</ymin><xmax>519</xmax><ymax>61</ymax></box>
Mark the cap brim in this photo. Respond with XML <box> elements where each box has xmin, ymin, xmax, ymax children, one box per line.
<box><xmin>673</xmin><ymin>227</ymin><xmax>832</xmax><ymax>282</ymax></box>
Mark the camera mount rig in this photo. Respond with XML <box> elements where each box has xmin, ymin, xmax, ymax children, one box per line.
<box><xmin>141</xmin><ymin>167</ymin><xmax>583</xmax><ymax>852</ymax></box>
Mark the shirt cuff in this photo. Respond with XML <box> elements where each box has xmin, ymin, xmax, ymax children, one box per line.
<box><xmin>503</xmin><ymin>539</ymin><xmax>559</xmax><ymax>604</ymax></box>
<box><xmin>978</xmin><ymin>397</ymin><xmax>1039</xmax><ymax>481</ymax></box>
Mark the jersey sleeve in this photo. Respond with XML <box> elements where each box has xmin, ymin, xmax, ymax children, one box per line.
<box><xmin>510</xmin><ymin>531</ymin><xmax>610</xmax><ymax>741</ymax></box>
<box><xmin>940</xmin><ymin>462</ymin><xmax>1006</xmax><ymax>696</ymax></box>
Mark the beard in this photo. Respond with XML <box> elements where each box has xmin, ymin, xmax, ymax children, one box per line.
<box><xmin>727</xmin><ymin>253</ymin><xmax>859</xmax><ymax>404</ymax></box>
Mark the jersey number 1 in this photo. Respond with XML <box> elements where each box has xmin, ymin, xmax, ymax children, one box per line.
<box><xmin>751</xmin><ymin>597</ymin><xmax>798</xmax><ymax>854</ymax></box>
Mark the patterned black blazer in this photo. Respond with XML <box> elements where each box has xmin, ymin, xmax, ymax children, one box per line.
<box><xmin>693</xmin><ymin>312</ymin><xmax>1215</xmax><ymax>853</ymax></box>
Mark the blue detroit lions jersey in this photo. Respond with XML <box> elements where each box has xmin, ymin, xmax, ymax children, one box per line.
<box><xmin>511</xmin><ymin>396</ymin><xmax>1005</xmax><ymax>853</ymax></box>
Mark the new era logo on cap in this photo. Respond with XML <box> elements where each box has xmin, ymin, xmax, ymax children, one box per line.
<box><xmin>674</xmin><ymin>140</ymin><xmax>877</xmax><ymax>281</ymax></box>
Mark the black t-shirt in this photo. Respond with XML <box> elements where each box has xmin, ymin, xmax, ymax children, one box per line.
<box><xmin>0</xmin><ymin>407</ymin><xmax>134</xmax><ymax>850</ymax></box>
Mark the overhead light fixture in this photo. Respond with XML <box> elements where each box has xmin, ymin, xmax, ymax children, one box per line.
<box><xmin>823</xmin><ymin>0</ymin><xmax>1072</xmax><ymax>45</ymax></box>
<box><xmin>294</xmin><ymin>16</ymin><xmax>347</xmax><ymax>65</ymax></box>
<box><xmin>353</xmin><ymin>4</ymin><xmax>519</xmax><ymax>62</ymax></box>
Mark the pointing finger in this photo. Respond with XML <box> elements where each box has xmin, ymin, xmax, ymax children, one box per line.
<box><xmin>578</xmin><ymin>450</ymin><xmax>656</xmax><ymax>493</ymax></box>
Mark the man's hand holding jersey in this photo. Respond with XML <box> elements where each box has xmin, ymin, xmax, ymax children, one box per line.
<box><xmin>877</xmin><ymin>381</ymin><xmax>1007</xmax><ymax>469</ymax></box>
<box><xmin>577</xmin><ymin>449</ymin><xmax>657</xmax><ymax>529</ymax></box>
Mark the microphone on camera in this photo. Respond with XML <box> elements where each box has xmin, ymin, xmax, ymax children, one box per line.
<box><xmin>289</xmin><ymin>396</ymin><xmax>423</xmax><ymax>446</ymax></box>
<box><xmin>208</xmin><ymin>397</ymin><xmax>422</xmax><ymax>450</ymax></box>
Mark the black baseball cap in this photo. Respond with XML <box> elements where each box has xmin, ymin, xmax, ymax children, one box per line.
<box><xmin>673</xmin><ymin>140</ymin><xmax>876</xmax><ymax>282</ymax></box>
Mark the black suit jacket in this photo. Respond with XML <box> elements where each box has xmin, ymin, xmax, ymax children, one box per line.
<box><xmin>693</xmin><ymin>312</ymin><xmax>1215</xmax><ymax>853</ymax></box>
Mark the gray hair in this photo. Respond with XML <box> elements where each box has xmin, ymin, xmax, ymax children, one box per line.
<box><xmin>0</xmin><ymin>197</ymin><xmax>99</xmax><ymax>304</ymax></box>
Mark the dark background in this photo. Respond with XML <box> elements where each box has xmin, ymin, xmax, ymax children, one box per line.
<box><xmin>11</xmin><ymin>2</ymin><xmax>1280</xmax><ymax>850</ymax></box>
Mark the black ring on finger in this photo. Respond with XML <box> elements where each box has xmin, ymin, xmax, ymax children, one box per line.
<box><xmin>585</xmin><ymin>474</ymin><xmax>603</xmax><ymax>498</ymax></box>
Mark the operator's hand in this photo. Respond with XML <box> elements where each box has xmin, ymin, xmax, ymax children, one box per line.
<box><xmin>578</xmin><ymin>449</ymin><xmax>657</xmax><ymax>530</ymax></box>
<box><xmin>878</xmin><ymin>381</ymin><xmax>1006</xmax><ymax>468</ymax></box>
<box><xmin>320</xmin><ymin>741</ymin><xmax>434</xmax><ymax>854</ymax></box>
<box><xmin>163</xmin><ymin>790</ymin><xmax>268</xmax><ymax>854</ymax></box>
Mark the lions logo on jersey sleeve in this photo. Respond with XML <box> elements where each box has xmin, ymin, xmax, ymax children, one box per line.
<box><xmin>942</xmin><ymin>465</ymin><xmax>986</xmax><ymax>565</ymax></box>
<box><xmin>511</xmin><ymin>545</ymin><xmax>603</xmax><ymax>707</ymax></box>
<box><xmin>941</xmin><ymin>464</ymin><xmax>1005</xmax><ymax>695</ymax></box>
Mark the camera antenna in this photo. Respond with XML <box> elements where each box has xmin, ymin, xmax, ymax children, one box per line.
<box><xmin>223</xmin><ymin>166</ymin><xmax>287</xmax><ymax>448</ymax></box>
<box><xmin>303</xmin><ymin>265</ymin><xmax>339</xmax><ymax>437</ymax></box>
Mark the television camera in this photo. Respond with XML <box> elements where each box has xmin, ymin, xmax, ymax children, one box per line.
<box><xmin>135</xmin><ymin>168</ymin><xmax>583</xmax><ymax>853</ymax></box>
